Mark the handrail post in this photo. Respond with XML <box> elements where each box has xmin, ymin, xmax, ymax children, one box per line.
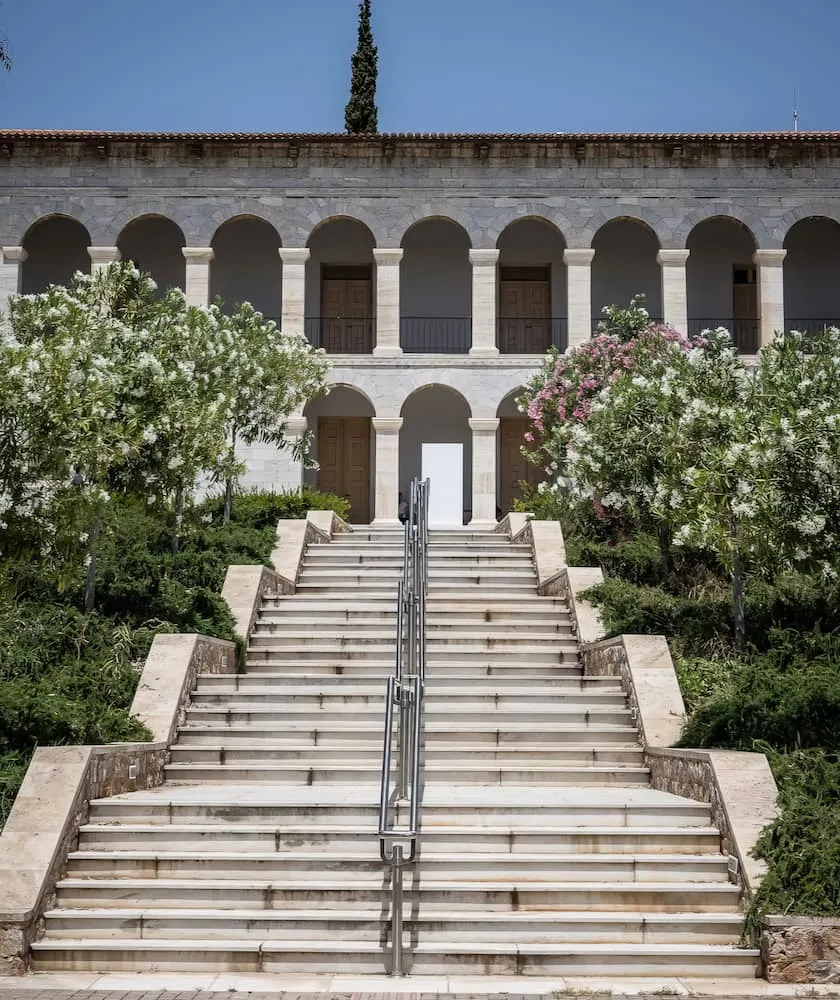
<box><xmin>392</xmin><ymin>846</ymin><xmax>404</xmax><ymax>976</ymax></box>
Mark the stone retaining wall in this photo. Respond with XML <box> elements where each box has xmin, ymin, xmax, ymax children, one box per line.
<box><xmin>761</xmin><ymin>917</ymin><xmax>840</xmax><ymax>984</ymax></box>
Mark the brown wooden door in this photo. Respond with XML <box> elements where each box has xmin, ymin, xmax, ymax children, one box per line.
<box><xmin>499</xmin><ymin>418</ymin><xmax>545</xmax><ymax>517</ymax></box>
<box><xmin>317</xmin><ymin>417</ymin><xmax>371</xmax><ymax>523</ymax></box>
<box><xmin>733</xmin><ymin>265</ymin><xmax>758</xmax><ymax>352</ymax></box>
<box><xmin>499</xmin><ymin>268</ymin><xmax>551</xmax><ymax>352</ymax></box>
<box><xmin>322</xmin><ymin>267</ymin><xmax>373</xmax><ymax>353</ymax></box>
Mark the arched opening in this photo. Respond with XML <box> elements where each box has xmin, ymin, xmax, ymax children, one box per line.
<box><xmin>21</xmin><ymin>216</ymin><xmax>91</xmax><ymax>294</ymax></box>
<box><xmin>496</xmin><ymin>219</ymin><xmax>567</xmax><ymax>353</ymax></box>
<box><xmin>686</xmin><ymin>217</ymin><xmax>758</xmax><ymax>352</ymax></box>
<box><xmin>592</xmin><ymin>218</ymin><xmax>662</xmax><ymax>331</ymax></box>
<box><xmin>783</xmin><ymin>217</ymin><xmax>840</xmax><ymax>335</ymax></box>
<box><xmin>117</xmin><ymin>216</ymin><xmax>186</xmax><ymax>293</ymax></box>
<box><xmin>497</xmin><ymin>391</ymin><xmax>546</xmax><ymax>517</ymax></box>
<box><xmin>306</xmin><ymin>218</ymin><xmax>375</xmax><ymax>353</ymax></box>
<box><xmin>304</xmin><ymin>386</ymin><xmax>375</xmax><ymax>524</ymax></box>
<box><xmin>400</xmin><ymin>218</ymin><xmax>472</xmax><ymax>354</ymax></box>
<box><xmin>210</xmin><ymin>217</ymin><xmax>282</xmax><ymax>321</ymax></box>
<box><xmin>400</xmin><ymin>386</ymin><xmax>472</xmax><ymax>525</ymax></box>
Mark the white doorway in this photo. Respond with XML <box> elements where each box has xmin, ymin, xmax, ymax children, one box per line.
<box><xmin>422</xmin><ymin>443</ymin><xmax>464</xmax><ymax>527</ymax></box>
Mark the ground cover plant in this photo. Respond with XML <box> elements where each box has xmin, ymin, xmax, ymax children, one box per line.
<box><xmin>518</xmin><ymin>305</ymin><xmax>840</xmax><ymax>923</ymax></box>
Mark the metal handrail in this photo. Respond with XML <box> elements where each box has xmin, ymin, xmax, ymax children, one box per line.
<box><xmin>378</xmin><ymin>477</ymin><xmax>429</xmax><ymax>975</ymax></box>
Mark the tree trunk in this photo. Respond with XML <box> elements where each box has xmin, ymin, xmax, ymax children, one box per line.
<box><xmin>730</xmin><ymin>518</ymin><xmax>746</xmax><ymax>651</ymax></box>
<box><xmin>172</xmin><ymin>483</ymin><xmax>184</xmax><ymax>554</ymax></box>
<box><xmin>223</xmin><ymin>428</ymin><xmax>237</xmax><ymax>526</ymax></box>
<box><xmin>84</xmin><ymin>516</ymin><xmax>101</xmax><ymax>613</ymax></box>
<box><xmin>657</xmin><ymin>520</ymin><xmax>672</xmax><ymax>580</ymax></box>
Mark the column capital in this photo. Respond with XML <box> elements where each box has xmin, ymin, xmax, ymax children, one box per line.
<box><xmin>279</xmin><ymin>247</ymin><xmax>311</xmax><ymax>266</ymax></box>
<box><xmin>469</xmin><ymin>249</ymin><xmax>500</xmax><ymax>267</ymax></box>
<box><xmin>657</xmin><ymin>249</ymin><xmax>690</xmax><ymax>267</ymax></box>
<box><xmin>373</xmin><ymin>248</ymin><xmax>404</xmax><ymax>266</ymax></box>
<box><xmin>469</xmin><ymin>418</ymin><xmax>500</xmax><ymax>434</ymax></box>
<box><xmin>182</xmin><ymin>247</ymin><xmax>214</xmax><ymax>264</ymax></box>
<box><xmin>563</xmin><ymin>249</ymin><xmax>595</xmax><ymax>267</ymax></box>
<box><xmin>753</xmin><ymin>249</ymin><xmax>787</xmax><ymax>268</ymax></box>
<box><xmin>88</xmin><ymin>246</ymin><xmax>121</xmax><ymax>266</ymax></box>
<box><xmin>285</xmin><ymin>417</ymin><xmax>308</xmax><ymax>436</ymax></box>
<box><xmin>372</xmin><ymin>417</ymin><xmax>403</xmax><ymax>434</ymax></box>
<box><xmin>1</xmin><ymin>246</ymin><xmax>27</xmax><ymax>264</ymax></box>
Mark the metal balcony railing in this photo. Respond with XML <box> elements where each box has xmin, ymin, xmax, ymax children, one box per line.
<box><xmin>497</xmin><ymin>317</ymin><xmax>568</xmax><ymax>354</ymax></box>
<box><xmin>304</xmin><ymin>316</ymin><xmax>375</xmax><ymax>354</ymax></box>
<box><xmin>400</xmin><ymin>317</ymin><xmax>471</xmax><ymax>354</ymax></box>
<box><xmin>687</xmin><ymin>318</ymin><xmax>759</xmax><ymax>354</ymax></box>
<box><xmin>591</xmin><ymin>317</ymin><xmax>664</xmax><ymax>337</ymax></box>
<box><xmin>785</xmin><ymin>318</ymin><xmax>840</xmax><ymax>337</ymax></box>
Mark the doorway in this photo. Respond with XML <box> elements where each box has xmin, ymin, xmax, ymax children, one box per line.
<box><xmin>321</xmin><ymin>265</ymin><xmax>373</xmax><ymax>353</ymax></box>
<box><xmin>317</xmin><ymin>416</ymin><xmax>372</xmax><ymax>524</ymax></box>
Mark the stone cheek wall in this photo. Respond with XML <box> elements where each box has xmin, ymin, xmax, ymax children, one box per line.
<box><xmin>581</xmin><ymin>639</ymin><xmax>644</xmax><ymax>743</ymax></box>
<box><xmin>761</xmin><ymin>918</ymin><xmax>840</xmax><ymax>984</ymax></box>
<box><xmin>2</xmin><ymin>137</ymin><xmax>840</xmax><ymax>248</ymax></box>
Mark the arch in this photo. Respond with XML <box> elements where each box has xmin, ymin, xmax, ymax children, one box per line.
<box><xmin>400</xmin><ymin>218</ymin><xmax>473</xmax><ymax>353</ymax></box>
<box><xmin>306</xmin><ymin>214</ymin><xmax>377</xmax><ymax>247</ymax></box>
<box><xmin>399</xmin><ymin>384</ymin><xmax>472</xmax><ymax>525</ymax></box>
<box><xmin>496</xmin><ymin>388</ymin><xmax>526</xmax><ymax>420</ymax></box>
<box><xmin>108</xmin><ymin>203</ymin><xmax>193</xmax><ymax>246</ymax></box>
<box><xmin>686</xmin><ymin>215</ymin><xmax>758</xmax><ymax>350</ymax></box>
<box><xmin>21</xmin><ymin>215</ymin><xmax>91</xmax><ymax>294</ymax></box>
<box><xmin>591</xmin><ymin>217</ymin><xmax>662</xmax><ymax>324</ymax></box>
<box><xmin>488</xmin><ymin>209</ymin><xmax>573</xmax><ymax>248</ymax></box>
<box><xmin>581</xmin><ymin>209</ymin><xmax>666</xmax><ymax>249</ymax></box>
<box><xmin>775</xmin><ymin>204</ymin><xmax>840</xmax><ymax>244</ymax></box>
<box><xmin>497</xmin><ymin>218</ymin><xmax>568</xmax><ymax>353</ymax></box>
<box><xmin>304</xmin><ymin>385</ymin><xmax>376</xmax><ymax>524</ymax></box>
<box><xmin>674</xmin><ymin>206</ymin><xmax>767</xmax><ymax>249</ymax></box>
<box><xmin>117</xmin><ymin>215</ymin><xmax>187</xmax><ymax>293</ymax></box>
<box><xmin>210</xmin><ymin>216</ymin><xmax>282</xmax><ymax>321</ymax></box>
<box><xmin>783</xmin><ymin>216</ymin><xmax>840</xmax><ymax>333</ymax></box>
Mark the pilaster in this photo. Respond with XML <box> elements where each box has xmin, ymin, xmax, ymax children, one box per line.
<box><xmin>279</xmin><ymin>248</ymin><xmax>310</xmax><ymax>334</ymax></box>
<box><xmin>469</xmin><ymin>250</ymin><xmax>500</xmax><ymax>356</ymax></box>
<box><xmin>753</xmin><ymin>249</ymin><xmax>787</xmax><ymax>349</ymax></box>
<box><xmin>469</xmin><ymin>417</ymin><xmax>500</xmax><ymax>525</ymax></box>
<box><xmin>182</xmin><ymin>247</ymin><xmax>214</xmax><ymax>307</ymax></box>
<box><xmin>372</xmin><ymin>249</ymin><xmax>403</xmax><ymax>357</ymax></box>
<box><xmin>564</xmin><ymin>249</ymin><xmax>595</xmax><ymax>348</ymax></box>
<box><xmin>372</xmin><ymin>417</ymin><xmax>403</xmax><ymax>524</ymax></box>
<box><xmin>657</xmin><ymin>250</ymin><xmax>690</xmax><ymax>334</ymax></box>
<box><xmin>88</xmin><ymin>246</ymin><xmax>121</xmax><ymax>274</ymax></box>
<box><xmin>0</xmin><ymin>247</ymin><xmax>26</xmax><ymax>314</ymax></box>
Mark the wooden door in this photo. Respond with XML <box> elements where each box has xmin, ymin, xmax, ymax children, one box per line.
<box><xmin>322</xmin><ymin>266</ymin><xmax>373</xmax><ymax>353</ymax></box>
<box><xmin>499</xmin><ymin>418</ymin><xmax>545</xmax><ymax>517</ymax></box>
<box><xmin>317</xmin><ymin>417</ymin><xmax>371</xmax><ymax>524</ymax></box>
<box><xmin>499</xmin><ymin>267</ymin><xmax>551</xmax><ymax>352</ymax></box>
<box><xmin>733</xmin><ymin>265</ymin><xmax>758</xmax><ymax>352</ymax></box>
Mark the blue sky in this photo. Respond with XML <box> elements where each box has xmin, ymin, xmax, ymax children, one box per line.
<box><xmin>0</xmin><ymin>0</ymin><xmax>837</xmax><ymax>134</ymax></box>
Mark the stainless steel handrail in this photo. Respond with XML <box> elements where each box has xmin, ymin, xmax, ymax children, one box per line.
<box><xmin>377</xmin><ymin>477</ymin><xmax>429</xmax><ymax>976</ymax></box>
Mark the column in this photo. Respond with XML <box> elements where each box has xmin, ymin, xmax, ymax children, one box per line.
<box><xmin>469</xmin><ymin>418</ymin><xmax>499</xmax><ymax>525</ymax></box>
<box><xmin>469</xmin><ymin>250</ymin><xmax>500</xmax><ymax>356</ymax></box>
<box><xmin>182</xmin><ymin>247</ymin><xmax>214</xmax><ymax>307</ymax></box>
<box><xmin>372</xmin><ymin>249</ymin><xmax>403</xmax><ymax>356</ymax></box>
<box><xmin>279</xmin><ymin>248</ymin><xmax>310</xmax><ymax>334</ymax></box>
<box><xmin>657</xmin><ymin>249</ymin><xmax>690</xmax><ymax>333</ymax></box>
<box><xmin>372</xmin><ymin>417</ymin><xmax>403</xmax><ymax>524</ymax></box>
<box><xmin>0</xmin><ymin>247</ymin><xmax>26</xmax><ymax>314</ymax></box>
<box><xmin>564</xmin><ymin>249</ymin><xmax>595</xmax><ymax>348</ymax></box>
<box><xmin>88</xmin><ymin>246</ymin><xmax>121</xmax><ymax>274</ymax></box>
<box><xmin>753</xmin><ymin>249</ymin><xmax>787</xmax><ymax>349</ymax></box>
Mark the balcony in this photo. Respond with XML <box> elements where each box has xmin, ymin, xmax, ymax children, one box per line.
<box><xmin>304</xmin><ymin>317</ymin><xmax>375</xmax><ymax>354</ymax></box>
<box><xmin>497</xmin><ymin>318</ymin><xmax>568</xmax><ymax>354</ymax></box>
<box><xmin>400</xmin><ymin>317</ymin><xmax>471</xmax><ymax>354</ymax></box>
<box><xmin>687</xmin><ymin>318</ymin><xmax>758</xmax><ymax>354</ymax></box>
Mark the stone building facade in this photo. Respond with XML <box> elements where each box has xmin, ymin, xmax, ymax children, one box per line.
<box><xmin>2</xmin><ymin>130</ymin><xmax>839</xmax><ymax>523</ymax></box>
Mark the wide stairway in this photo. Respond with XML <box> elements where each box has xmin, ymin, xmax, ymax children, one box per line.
<box><xmin>32</xmin><ymin>527</ymin><xmax>759</xmax><ymax>977</ymax></box>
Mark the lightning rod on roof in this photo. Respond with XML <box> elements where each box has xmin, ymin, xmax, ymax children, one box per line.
<box><xmin>793</xmin><ymin>90</ymin><xmax>799</xmax><ymax>132</ymax></box>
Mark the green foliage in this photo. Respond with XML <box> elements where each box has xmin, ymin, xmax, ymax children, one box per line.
<box><xmin>344</xmin><ymin>0</ymin><xmax>378</xmax><ymax>134</ymax></box>
<box><xmin>199</xmin><ymin>486</ymin><xmax>351</xmax><ymax>528</ymax></box>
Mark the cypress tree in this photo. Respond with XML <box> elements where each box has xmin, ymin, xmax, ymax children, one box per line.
<box><xmin>344</xmin><ymin>0</ymin><xmax>378</xmax><ymax>134</ymax></box>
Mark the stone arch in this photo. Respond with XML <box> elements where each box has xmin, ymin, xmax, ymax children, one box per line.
<box><xmin>108</xmin><ymin>203</ymin><xmax>194</xmax><ymax>246</ymax></box>
<box><xmin>591</xmin><ymin>217</ymin><xmax>662</xmax><ymax>324</ymax></box>
<box><xmin>488</xmin><ymin>209</ymin><xmax>573</xmax><ymax>248</ymax></box>
<box><xmin>674</xmin><ymin>206</ymin><xmax>769</xmax><ymax>250</ymax></box>
<box><xmin>775</xmin><ymin>204</ymin><xmax>840</xmax><ymax>245</ymax></box>
<box><xmin>399</xmin><ymin>384</ymin><xmax>473</xmax><ymax>525</ymax></box>
<box><xmin>400</xmin><ymin>218</ymin><xmax>473</xmax><ymax>353</ymax></box>
<box><xmin>21</xmin><ymin>215</ymin><xmax>91</xmax><ymax>293</ymax></box>
<box><xmin>395</xmin><ymin>210</ymin><xmax>478</xmax><ymax>249</ymax></box>
<box><xmin>12</xmin><ymin>202</ymin><xmax>97</xmax><ymax>248</ymax></box>
<box><xmin>117</xmin><ymin>215</ymin><xmax>187</xmax><ymax>293</ymax></box>
<box><xmin>210</xmin><ymin>215</ymin><xmax>282</xmax><ymax>321</ymax></box>
<box><xmin>581</xmin><ymin>209</ymin><xmax>667</xmax><ymax>249</ymax></box>
<box><xmin>783</xmin><ymin>216</ymin><xmax>840</xmax><ymax>333</ymax></box>
<box><xmin>686</xmin><ymin>215</ymin><xmax>758</xmax><ymax>350</ymax></box>
<box><xmin>496</xmin><ymin>217</ymin><xmax>568</xmax><ymax>353</ymax></box>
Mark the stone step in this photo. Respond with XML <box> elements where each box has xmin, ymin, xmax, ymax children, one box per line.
<box><xmin>247</xmin><ymin>632</ymin><xmax>579</xmax><ymax>648</ymax></box>
<box><xmin>186</xmin><ymin>687</ymin><xmax>624</xmax><ymax>707</ymax></box>
<box><xmin>175</xmin><ymin>723</ymin><xmax>640</xmax><ymax>745</ymax></box>
<box><xmin>40</xmin><ymin>906</ymin><xmax>746</xmax><ymax>944</ymax></box>
<box><xmin>304</xmin><ymin>552</ymin><xmax>535</xmax><ymax>566</ymax></box>
<box><xmin>77</xmin><ymin>823</ymin><xmax>724</xmax><ymax>854</ymax></box>
<box><xmin>252</xmin><ymin>616</ymin><xmax>574</xmax><ymax>633</ymax></box>
<box><xmin>242</xmin><ymin>661</ymin><xmax>585</xmax><ymax>678</ymax></box>
<box><xmin>29</xmin><ymin>937</ymin><xmax>759</xmax><ymax>976</ymax></box>
<box><xmin>162</xmin><ymin>762</ymin><xmax>651</xmax><ymax>786</ymax></box>
<box><xmin>299</xmin><ymin>568</ymin><xmax>537</xmax><ymax>581</ymax></box>
<box><xmin>245</xmin><ymin>646</ymin><xmax>580</xmax><ymax>664</ymax></box>
<box><xmin>259</xmin><ymin>597</ymin><xmax>569</xmax><ymax>611</ymax></box>
<box><xmin>53</xmin><ymin>877</ymin><xmax>742</xmax><ymax>912</ymax></box>
<box><xmin>194</xmin><ymin>673</ymin><xmax>614</xmax><ymax>691</ymax></box>
<box><xmin>66</xmin><ymin>851</ymin><xmax>729</xmax><ymax>883</ymax></box>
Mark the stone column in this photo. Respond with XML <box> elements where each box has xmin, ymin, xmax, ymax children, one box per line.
<box><xmin>182</xmin><ymin>247</ymin><xmax>214</xmax><ymax>307</ymax></box>
<box><xmin>657</xmin><ymin>249</ymin><xmax>690</xmax><ymax>333</ymax></box>
<box><xmin>88</xmin><ymin>246</ymin><xmax>121</xmax><ymax>274</ymax></box>
<box><xmin>469</xmin><ymin>250</ymin><xmax>500</xmax><ymax>356</ymax></box>
<box><xmin>754</xmin><ymin>249</ymin><xmax>787</xmax><ymax>349</ymax></box>
<box><xmin>564</xmin><ymin>249</ymin><xmax>595</xmax><ymax>349</ymax></box>
<box><xmin>0</xmin><ymin>247</ymin><xmax>26</xmax><ymax>314</ymax></box>
<box><xmin>469</xmin><ymin>418</ymin><xmax>499</xmax><ymax>525</ymax></box>
<box><xmin>372</xmin><ymin>417</ymin><xmax>403</xmax><ymax>524</ymax></box>
<box><xmin>373</xmin><ymin>249</ymin><xmax>403</xmax><ymax>356</ymax></box>
<box><xmin>278</xmin><ymin>248</ymin><xmax>310</xmax><ymax>335</ymax></box>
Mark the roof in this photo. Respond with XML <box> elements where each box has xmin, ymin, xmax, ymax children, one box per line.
<box><xmin>0</xmin><ymin>129</ymin><xmax>837</xmax><ymax>144</ymax></box>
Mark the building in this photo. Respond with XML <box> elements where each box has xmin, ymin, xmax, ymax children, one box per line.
<box><xmin>1</xmin><ymin>129</ymin><xmax>839</xmax><ymax>524</ymax></box>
